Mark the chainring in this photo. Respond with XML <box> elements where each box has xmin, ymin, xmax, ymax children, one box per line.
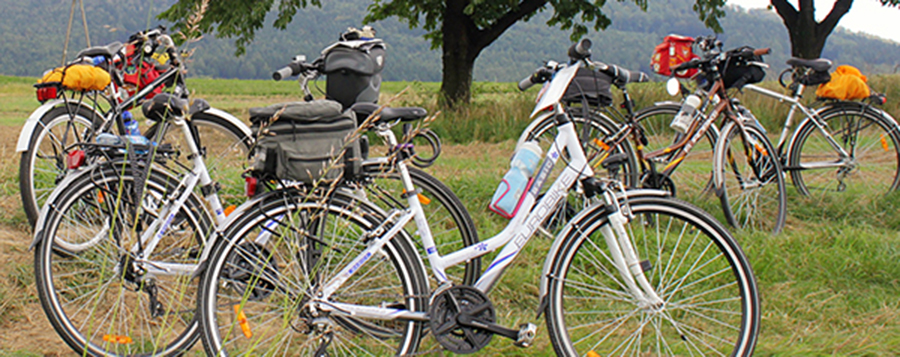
<box><xmin>428</xmin><ymin>285</ymin><xmax>495</xmax><ymax>354</ymax></box>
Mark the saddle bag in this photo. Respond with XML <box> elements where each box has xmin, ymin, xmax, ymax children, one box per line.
<box><xmin>249</xmin><ymin>100</ymin><xmax>362</xmax><ymax>184</ymax></box>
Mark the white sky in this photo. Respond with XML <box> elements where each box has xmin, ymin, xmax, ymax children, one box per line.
<box><xmin>728</xmin><ymin>0</ymin><xmax>900</xmax><ymax>43</ymax></box>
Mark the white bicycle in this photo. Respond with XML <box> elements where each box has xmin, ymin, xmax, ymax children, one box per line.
<box><xmin>195</xmin><ymin>40</ymin><xmax>761</xmax><ymax>356</ymax></box>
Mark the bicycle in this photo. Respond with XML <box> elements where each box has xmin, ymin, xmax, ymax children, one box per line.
<box><xmin>522</xmin><ymin>38</ymin><xmax>786</xmax><ymax>234</ymax></box>
<box><xmin>740</xmin><ymin>58</ymin><xmax>900</xmax><ymax>198</ymax></box>
<box><xmin>18</xmin><ymin>26</ymin><xmax>253</xmax><ymax>226</ymax></box>
<box><xmin>195</xmin><ymin>39</ymin><xmax>761</xmax><ymax>356</ymax></box>
<box><xmin>30</xmin><ymin>55</ymin><xmax>478</xmax><ymax>357</ymax></box>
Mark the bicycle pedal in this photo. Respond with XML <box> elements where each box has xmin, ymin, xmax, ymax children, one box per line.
<box><xmin>514</xmin><ymin>323</ymin><xmax>537</xmax><ymax>348</ymax></box>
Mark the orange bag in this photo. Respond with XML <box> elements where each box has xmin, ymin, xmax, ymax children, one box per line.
<box><xmin>38</xmin><ymin>64</ymin><xmax>111</xmax><ymax>91</ymax></box>
<box><xmin>816</xmin><ymin>65</ymin><xmax>871</xmax><ymax>100</ymax></box>
<box><xmin>651</xmin><ymin>35</ymin><xmax>699</xmax><ymax>78</ymax></box>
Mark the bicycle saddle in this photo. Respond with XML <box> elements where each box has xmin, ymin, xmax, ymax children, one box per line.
<box><xmin>350</xmin><ymin>102</ymin><xmax>428</xmax><ymax>124</ymax></box>
<box><xmin>75</xmin><ymin>41</ymin><xmax>124</xmax><ymax>59</ymax></box>
<box><xmin>142</xmin><ymin>93</ymin><xmax>210</xmax><ymax>121</ymax></box>
<box><xmin>787</xmin><ymin>58</ymin><xmax>832</xmax><ymax>72</ymax></box>
<box><xmin>601</xmin><ymin>64</ymin><xmax>649</xmax><ymax>87</ymax></box>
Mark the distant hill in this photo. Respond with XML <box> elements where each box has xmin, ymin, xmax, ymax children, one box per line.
<box><xmin>2</xmin><ymin>0</ymin><xmax>898</xmax><ymax>82</ymax></box>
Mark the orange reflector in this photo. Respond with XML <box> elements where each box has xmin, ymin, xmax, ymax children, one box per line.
<box><xmin>881</xmin><ymin>134</ymin><xmax>889</xmax><ymax>152</ymax></box>
<box><xmin>97</xmin><ymin>191</ymin><xmax>105</xmax><ymax>204</ymax></box>
<box><xmin>103</xmin><ymin>334</ymin><xmax>132</xmax><ymax>344</ymax></box>
<box><xmin>417</xmin><ymin>193</ymin><xmax>431</xmax><ymax>205</ymax></box>
<box><xmin>586</xmin><ymin>351</ymin><xmax>601</xmax><ymax>357</ymax></box>
<box><xmin>592</xmin><ymin>138</ymin><xmax>610</xmax><ymax>151</ymax></box>
<box><xmin>754</xmin><ymin>143</ymin><xmax>768</xmax><ymax>157</ymax></box>
<box><xmin>224</xmin><ymin>205</ymin><xmax>236</xmax><ymax>216</ymax></box>
<box><xmin>234</xmin><ymin>304</ymin><xmax>252</xmax><ymax>338</ymax></box>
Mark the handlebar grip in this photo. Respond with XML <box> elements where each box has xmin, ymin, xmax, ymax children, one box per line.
<box><xmin>753</xmin><ymin>48</ymin><xmax>771</xmax><ymax>56</ymax></box>
<box><xmin>518</xmin><ymin>76</ymin><xmax>536</xmax><ymax>91</ymax></box>
<box><xmin>272</xmin><ymin>62</ymin><xmax>304</xmax><ymax>81</ymax></box>
<box><xmin>672</xmin><ymin>58</ymin><xmax>701</xmax><ymax>72</ymax></box>
<box><xmin>568</xmin><ymin>38</ymin><xmax>592</xmax><ymax>60</ymax></box>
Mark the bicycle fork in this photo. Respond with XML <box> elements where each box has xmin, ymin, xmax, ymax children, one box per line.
<box><xmin>600</xmin><ymin>190</ymin><xmax>665</xmax><ymax>309</ymax></box>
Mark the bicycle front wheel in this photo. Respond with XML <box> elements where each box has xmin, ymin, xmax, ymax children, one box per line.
<box><xmin>715</xmin><ymin>121</ymin><xmax>787</xmax><ymax>234</ymax></box>
<box><xmin>33</xmin><ymin>162</ymin><xmax>212</xmax><ymax>356</ymax></box>
<box><xmin>787</xmin><ymin>103</ymin><xmax>900</xmax><ymax>198</ymax></box>
<box><xmin>545</xmin><ymin>195</ymin><xmax>760</xmax><ymax>356</ymax></box>
<box><xmin>198</xmin><ymin>189</ymin><xmax>429</xmax><ymax>356</ymax></box>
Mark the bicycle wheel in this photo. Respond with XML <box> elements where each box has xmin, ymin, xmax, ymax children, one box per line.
<box><xmin>715</xmin><ymin>121</ymin><xmax>787</xmax><ymax>234</ymax></box>
<box><xmin>34</xmin><ymin>162</ymin><xmax>212</xmax><ymax>356</ymax></box>
<box><xmin>198</xmin><ymin>188</ymin><xmax>429</xmax><ymax>356</ymax></box>
<box><xmin>522</xmin><ymin>108</ymin><xmax>637</xmax><ymax>234</ymax></box>
<box><xmin>545</xmin><ymin>195</ymin><xmax>760</xmax><ymax>356</ymax></box>
<box><xmin>787</xmin><ymin>103</ymin><xmax>900</xmax><ymax>198</ymax></box>
<box><xmin>633</xmin><ymin>102</ymin><xmax>718</xmax><ymax>201</ymax></box>
<box><xmin>360</xmin><ymin>166</ymin><xmax>480</xmax><ymax>285</ymax></box>
<box><xmin>20</xmin><ymin>104</ymin><xmax>101</xmax><ymax>226</ymax></box>
<box><xmin>145</xmin><ymin>112</ymin><xmax>253</xmax><ymax>209</ymax></box>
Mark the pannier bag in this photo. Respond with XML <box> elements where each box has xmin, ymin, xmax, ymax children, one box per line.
<box><xmin>651</xmin><ymin>35</ymin><xmax>699</xmax><ymax>78</ymax></box>
<box><xmin>249</xmin><ymin>100</ymin><xmax>362</xmax><ymax>184</ymax></box>
<box><xmin>323</xmin><ymin>39</ymin><xmax>386</xmax><ymax>109</ymax></box>
<box><xmin>816</xmin><ymin>65</ymin><xmax>871</xmax><ymax>100</ymax></box>
<box><xmin>720</xmin><ymin>46</ymin><xmax>766</xmax><ymax>89</ymax></box>
<box><xmin>562</xmin><ymin>68</ymin><xmax>614</xmax><ymax>107</ymax></box>
<box><xmin>38</xmin><ymin>64</ymin><xmax>111</xmax><ymax>91</ymax></box>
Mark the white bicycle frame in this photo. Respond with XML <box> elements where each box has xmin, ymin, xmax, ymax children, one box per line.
<box><xmin>312</xmin><ymin>61</ymin><xmax>665</xmax><ymax>322</ymax></box>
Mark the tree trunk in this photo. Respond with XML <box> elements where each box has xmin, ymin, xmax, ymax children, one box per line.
<box><xmin>772</xmin><ymin>0</ymin><xmax>853</xmax><ymax>59</ymax></box>
<box><xmin>439</xmin><ymin>0</ymin><xmax>479</xmax><ymax>108</ymax></box>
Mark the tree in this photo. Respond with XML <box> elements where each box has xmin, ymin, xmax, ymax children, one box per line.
<box><xmin>770</xmin><ymin>0</ymin><xmax>899</xmax><ymax>59</ymax></box>
<box><xmin>160</xmin><ymin>0</ymin><xmax>729</xmax><ymax>107</ymax></box>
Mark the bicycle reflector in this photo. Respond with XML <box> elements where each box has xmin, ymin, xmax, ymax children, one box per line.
<box><xmin>66</xmin><ymin>150</ymin><xmax>86</xmax><ymax>169</ymax></box>
<box><xmin>245</xmin><ymin>176</ymin><xmax>258</xmax><ymax>197</ymax></box>
<box><xmin>234</xmin><ymin>304</ymin><xmax>253</xmax><ymax>338</ymax></box>
<box><xmin>35</xmin><ymin>85</ymin><xmax>57</xmax><ymax>102</ymax></box>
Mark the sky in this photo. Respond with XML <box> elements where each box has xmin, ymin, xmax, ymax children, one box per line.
<box><xmin>728</xmin><ymin>0</ymin><xmax>900</xmax><ymax>43</ymax></box>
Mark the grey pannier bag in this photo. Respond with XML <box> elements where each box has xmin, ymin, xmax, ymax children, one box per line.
<box><xmin>249</xmin><ymin>99</ymin><xmax>362</xmax><ymax>184</ymax></box>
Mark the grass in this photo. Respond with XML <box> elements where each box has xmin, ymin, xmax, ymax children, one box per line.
<box><xmin>1</xmin><ymin>74</ymin><xmax>900</xmax><ymax>355</ymax></box>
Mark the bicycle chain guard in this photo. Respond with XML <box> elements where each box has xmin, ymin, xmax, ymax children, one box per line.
<box><xmin>428</xmin><ymin>285</ymin><xmax>495</xmax><ymax>354</ymax></box>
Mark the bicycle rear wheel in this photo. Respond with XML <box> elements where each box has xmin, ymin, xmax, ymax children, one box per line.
<box><xmin>787</xmin><ymin>103</ymin><xmax>900</xmax><ymax>198</ymax></box>
<box><xmin>198</xmin><ymin>188</ymin><xmax>428</xmax><ymax>356</ymax></box>
<box><xmin>33</xmin><ymin>162</ymin><xmax>212</xmax><ymax>356</ymax></box>
<box><xmin>545</xmin><ymin>195</ymin><xmax>760</xmax><ymax>356</ymax></box>
<box><xmin>715</xmin><ymin>121</ymin><xmax>787</xmax><ymax>234</ymax></box>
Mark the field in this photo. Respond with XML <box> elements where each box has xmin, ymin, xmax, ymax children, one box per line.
<box><xmin>1</xmin><ymin>74</ymin><xmax>900</xmax><ymax>355</ymax></box>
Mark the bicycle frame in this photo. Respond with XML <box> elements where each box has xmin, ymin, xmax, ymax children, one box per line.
<box><xmin>309</xmin><ymin>61</ymin><xmax>664</xmax><ymax>322</ymax></box>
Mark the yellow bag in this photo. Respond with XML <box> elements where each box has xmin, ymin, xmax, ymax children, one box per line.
<box><xmin>38</xmin><ymin>64</ymin><xmax>111</xmax><ymax>91</ymax></box>
<box><xmin>816</xmin><ymin>65</ymin><xmax>871</xmax><ymax>100</ymax></box>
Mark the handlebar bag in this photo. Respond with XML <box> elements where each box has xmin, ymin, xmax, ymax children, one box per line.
<box><xmin>249</xmin><ymin>99</ymin><xmax>362</xmax><ymax>184</ymax></box>
<box><xmin>721</xmin><ymin>46</ymin><xmax>766</xmax><ymax>89</ymax></box>
<box><xmin>39</xmin><ymin>64</ymin><xmax>111</xmax><ymax>91</ymax></box>
<box><xmin>651</xmin><ymin>35</ymin><xmax>699</xmax><ymax>78</ymax></box>
<box><xmin>815</xmin><ymin>65</ymin><xmax>871</xmax><ymax>100</ymax></box>
<box><xmin>323</xmin><ymin>39</ymin><xmax>386</xmax><ymax>109</ymax></box>
<box><xmin>562</xmin><ymin>68</ymin><xmax>613</xmax><ymax>107</ymax></box>
<box><xmin>122</xmin><ymin>45</ymin><xmax>166</xmax><ymax>100</ymax></box>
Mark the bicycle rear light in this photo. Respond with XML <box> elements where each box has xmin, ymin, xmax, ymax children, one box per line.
<box><xmin>245</xmin><ymin>176</ymin><xmax>258</xmax><ymax>197</ymax></box>
<box><xmin>66</xmin><ymin>150</ymin><xmax>86</xmax><ymax>169</ymax></box>
<box><xmin>36</xmin><ymin>86</ymin><xmax>57</xmax><ymax>102</ymax></box>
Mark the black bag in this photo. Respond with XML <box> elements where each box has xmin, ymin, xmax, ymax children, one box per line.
<box><xmin>562</xmin><ymin>68</ymin><xmax>614</xmax><ymax>107</ymax></box>
<box><xmin>324</xmin><ymin>40</ymin><xmax>386</xmax><ymax>109</ymax></box>
<box><xmin>799</xmin><ymin>70</ymin><xmax>831</xmax><ymax>86</ymax></box>
<box><xmin>721</xmin><ymin>46</ymin><xmax>766</xmax><ymax>89</ymax></box>
<box><xmin>249</xmin><ymin>100</ymin><xmax>362</xmax><ymax>184</ymax></box>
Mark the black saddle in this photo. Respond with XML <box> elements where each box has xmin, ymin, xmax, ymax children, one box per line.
<box><xmin>350</xmin><ymin>102</ymin><xmax>427</xmax><ymax>125</ymax></box>
<box><xmin>142</xmin><ymin>93</ymin><xmax>210</xmax><ymax>121</ymax></box>
<box><xmin>75</xmin><ymin>42</ymin><xmax>124</xmax><ymax>59</ymax></box>
<box><xmin>787</xmin><ymin>57</ymin><xmax>832</xmax><ymax>72</ymax></box>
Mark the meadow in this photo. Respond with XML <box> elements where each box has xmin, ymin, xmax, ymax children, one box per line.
<box><xmin>0</xmin><ymin>73</ymin><xmax>899</xmax><ymax>355</ymax></box>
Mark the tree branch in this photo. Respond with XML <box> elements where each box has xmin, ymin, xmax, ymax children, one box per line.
<box><xmin>818</xmin><ymin>0</ymin><xmax>853</xmax><ymax>36</ymax></box>
<box><xmin>474</xmin><ymin>0</ymin><xmax>547</xmax><ymax>51</ymax></box>
<box><xmin>770</xmin><ymin>0</ymin><xmax>798</xmax><ymax>25</ymax></box>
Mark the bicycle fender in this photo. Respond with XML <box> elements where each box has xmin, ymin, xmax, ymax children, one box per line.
<box><xmin>28</xmin><ymin>163</ymin><xmax>99</xmax><ymax>250</ymax></box>
<box><xmin>16</xmin><ymin>99</ymin><xmax>104</xmax><ymax>153</ymax></box>
<box><xmin>200</xmin><ymin>107</ymin><xmax>254</xmax><ymax>141</ymax></box>
<box><xmin>536</xmin><ymin>189</ymin><xmax>671</xmax><ymax>310</ymax></box>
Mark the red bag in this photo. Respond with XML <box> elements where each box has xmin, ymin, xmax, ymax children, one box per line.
<box><xmin>121</xmin><ymin>44</ymin><xmax>164</xmax><ymax>99</ymax></box>
<box><xmin>651</xmin><ymin>35</ymin><xmax>699</xmax><ymax>78</ymax></box>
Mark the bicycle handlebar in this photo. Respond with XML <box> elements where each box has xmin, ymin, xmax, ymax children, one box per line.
<box><xmin>568</xmin><ymin>39</ymin><xmax>592</xmax><ymax>61</ymax></box>
<box><xmin>517</xmin><ymin>67</ymin><xmax>554</xmax><ymax>91</ymax></box>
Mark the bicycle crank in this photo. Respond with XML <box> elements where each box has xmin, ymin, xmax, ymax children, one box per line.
<box><xmin>428</xmin><ymin>285</ymin><xmax>537</xmax><ymax>353</ymax></box>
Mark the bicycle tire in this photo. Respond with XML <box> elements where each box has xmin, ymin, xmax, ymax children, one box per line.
<box><xmin>787</xmin><ymin>102</ymin><xmax>900</xmax><ymax>198</ymax></box>
<box><xmin>198</xmin><ymin>188</ymin><xmax>428</xmax><ymax>356</ymax></box>
<box><xmin>715</xmin><ymin>121</ymin><xmax>787</xmax><ymax>234</ymax></box>
<box><xmin>361</xmin><ymin>166</ymin><xmax>480</xmax><ymax>285</ymax></box>
<box><xmin>632</xmin><ymin>102</ymin><xmax>719</xmax><ymax>201</ymax></box>
<box><xmin>33</xmin><ymin>161</ymin><xmax>213</xmax><ymax>356</ymax></box>
<box><xmin>20</xmin><ymin>104</ymin><xmax>101</xmax><ymax>226</ymax></box>
<box><xmin>144</xmin><ymin>112</ymin><xmax>253</xmax><ymax>209</ymax></box>
<box><xmin>545</xmin><ymin>195</ymin><xmax>760</xmax><ymax>356</ymax></box>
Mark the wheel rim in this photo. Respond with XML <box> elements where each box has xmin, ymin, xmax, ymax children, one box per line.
<box><xmin>28</xmin><ymin>112</ymin><xmax>94</xmax><ymax>219</ymax></box>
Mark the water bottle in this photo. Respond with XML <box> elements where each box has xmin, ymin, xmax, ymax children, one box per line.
<box><xmin>670</xmin><ymin>94</ymin><xmax>702</xmax><ymax>133</ymax></box>
<box><xmin>96</xmin><ymin>132</ymin><xmax>123</xmax><ymax>147</ymax></box>
<box><xmin>122</xmin><ymin>111</ymin><xmax>151</xmax><ymax>153</ymax></box>
<box><xmin>489</xmin><ymin>141</ymin><xmax>542</xmax><ymax>218</ymax></box>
